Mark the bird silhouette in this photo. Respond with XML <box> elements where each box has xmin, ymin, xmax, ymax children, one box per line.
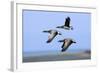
<box><xmin>43</xmin><ymin>30</ymin><xmax>62</xmax><ymax>43</ymax></box>
<box><xmin>58</xmin><ymin>38</ymin><xmax>76</xmax><ymax>52</ymax></box>
<box><xmin>56</xmin><ymin>17</ymin><xmax>73</xmax><ymax>30</ymax></box>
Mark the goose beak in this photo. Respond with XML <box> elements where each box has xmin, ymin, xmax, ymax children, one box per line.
<box><xmin>58</xmin><ymin>31</ymin><xmax>62</xmax><ymax>35</ymax></box>
<box><xmin>58</xmin><ymin>33</ymin><xmax>62</xmax><ymax>35</ymax></box>
<box><xmin>71</xmin><ymin>26</ymin><xmax>73</xmax><ymax>30</ymax></box>
<box><xmin>73</xmin><ymin>41</ymin><xmax>76</xmax><ymax>43</ymax></box>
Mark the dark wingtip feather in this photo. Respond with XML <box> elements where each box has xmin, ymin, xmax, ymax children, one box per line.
<box><xmin>61</xmin><ymin>49</ymin><xmax>66</xmax><ymax>52</ymax></box>
<box><xmin>46</xmin><ymin>40</ymin><xmax>51</xmax><ymax>43</ymax></box>
<box><xmin>43</xmin><ymin>30</ymin><xmax>47</xmax><ymax>32</ymax></box>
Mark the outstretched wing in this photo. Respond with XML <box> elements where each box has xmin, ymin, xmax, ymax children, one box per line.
<box><xmin>43</xmin><ymin>30</ymin><xmax>51</xmax><ymax>33</ymax></box>
<box><xmin>64</xmin><ymin>17</ymin><xmax>70</xmax><ymax>27</ymax></box>
<box><xmin>61</xmin><ymin>40</ymin><xmax>71</xmax><ymax>52</ymax></box>
<box><xmin>47</xmin><ymin>32</ymin><xmax>57</xmax><ymax>43</ymax></box>
<box><xmin>61</xmin><ymin>42</ymin><xmax>66</xmax><ymax>52</ymax></box>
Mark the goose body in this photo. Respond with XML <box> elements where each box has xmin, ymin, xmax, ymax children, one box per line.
<box><xmin>56</xmin><ymin>17</ymin><xmax>73</xmax><ymax>30</ymax></box>
<box><xmin>43</xmin><ymin>30</ymin><xmax>61</xmax><ymax>43</ymax></box>
<box><xmin>58</xmin><ymin>38</ymin><xmax>76</xmax><ymax>52</ymax></box>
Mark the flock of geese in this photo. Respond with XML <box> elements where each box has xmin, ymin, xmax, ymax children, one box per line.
<box><xmin>43</xmin><ymin>17</ymin><xmax>76</xmax><ymax>52</ymax></box>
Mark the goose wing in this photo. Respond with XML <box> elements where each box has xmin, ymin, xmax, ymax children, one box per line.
<box><xmin>61</xmin><ymin>40</ymin><xmax>71</xmax><ymax>52</ymax></box>
<box><xmin>64</xmin><ymin>17</ymin><xmax>70</xmax><ymax>27</ymax></box>
<box><xmin>47</xmin><ymin>32</ymin><xmax>57</xmax><ymax>43</ymax></box>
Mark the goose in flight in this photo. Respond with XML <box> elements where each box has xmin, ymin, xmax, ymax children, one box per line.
<box><xmin>56</xmin><ymin>17</ymin><xmax>73</xmax><ymax>30</ymax></box>
<box><xmin>43</xmin><ymin>30</ymin><xmax>62</xmax><ymax>43</ymax></box>
<box><xmin>58</xmin><ymin>38</ymin><xmax>76</xmax><ymax>52</ymax></box>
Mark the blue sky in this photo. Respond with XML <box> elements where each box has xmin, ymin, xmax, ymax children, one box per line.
<box><xmin>22</xmin><ymin>10</ymin><xmax>91</xmax><ymax>53</ymax></box>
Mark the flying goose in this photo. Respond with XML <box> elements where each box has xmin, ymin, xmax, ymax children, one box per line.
<box><xmin>58</xmin><ymin>38</ymin><xmax>76</xmax><ymax>52</ymax></box>
<box><xmin>43</xmin><ymin>30</ymin><xmax>62</xmax><ymax>43</ymax></box>
<box><xmin>56</xmin><ymin>17</ymin><xmax>73</xmax><ymax>30</ymax></box>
